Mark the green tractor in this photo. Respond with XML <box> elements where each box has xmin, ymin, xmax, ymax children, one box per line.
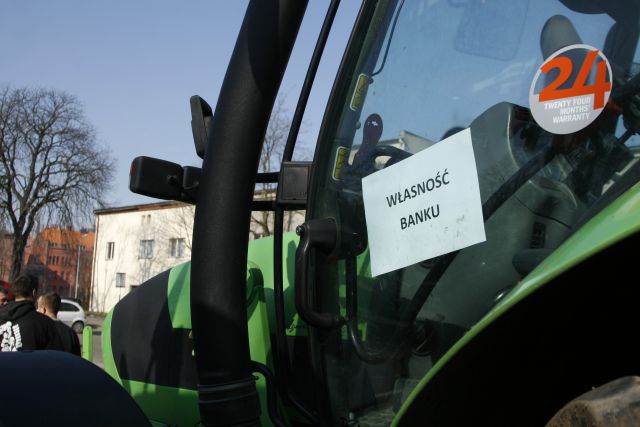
<box><xmin>4</xmin><ymin>0</ymin><xmax>640</xmax><ymax>426</ymax></box>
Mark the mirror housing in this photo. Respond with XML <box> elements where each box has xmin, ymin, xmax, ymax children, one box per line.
<box><xmin>129</xmin><ymin>156</ymin><xmax>202</xmax><ymax>203</ymax></box>
<box><xmin>190</xmin><ymin>95</ymin><xmax>213</xmax><ymax>159</ymax></box>
<box><xmin>129</xmin><ymin>156</ymin><xmax>184</xmax><ymax>201</ymax></box>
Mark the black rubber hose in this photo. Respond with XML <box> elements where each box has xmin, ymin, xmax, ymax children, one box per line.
<box><xmin>190</xmin><ymin>1</ymin><xmax>308</xmax><ymax>425</ymax></box>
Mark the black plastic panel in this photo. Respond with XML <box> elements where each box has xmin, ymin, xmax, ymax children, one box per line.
<box><xmin>277</xmin><ymin>161</ymin><xmax>312</xmax><ymax>207</ymax></box>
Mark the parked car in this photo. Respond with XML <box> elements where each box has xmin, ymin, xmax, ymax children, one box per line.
<box><xmin>58</xmin><ymin>298</ymin><xmax>85</xmax><ymax>334</ymax></box>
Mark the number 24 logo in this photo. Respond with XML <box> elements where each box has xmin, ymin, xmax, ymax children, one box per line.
<box><xmin>539</xmin><ymin>49</ymin><xmax>611</xmax><ymax>110</ymax></box>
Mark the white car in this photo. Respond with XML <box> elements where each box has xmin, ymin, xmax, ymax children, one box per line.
<box><xmin>58</xmin><ymin>298</ymin><xmax>86</xmax><ymax>334</ymax></box>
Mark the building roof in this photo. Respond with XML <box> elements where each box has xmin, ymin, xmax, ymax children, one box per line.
<box><xmin>94</xmin><ymin>200</ymin><xmax>189</xmax><ymax>215</ymax></box>
<box><xmin>33</xmin><ymin>227</ymin><xmax>95</xmax><ymax>249</ymax></box>
<box><xmin>94</xmin><ymin>190</ymin><xmax>276</xmax><ymax>215</ymax></box>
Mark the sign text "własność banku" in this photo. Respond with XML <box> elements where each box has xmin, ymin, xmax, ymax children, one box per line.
<box><xmin>362</xmin><ymin>128</ymin><xmax>486</xmax><ymax>277</ymax></box>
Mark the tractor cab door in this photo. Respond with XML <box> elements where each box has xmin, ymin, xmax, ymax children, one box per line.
<box><xmin>300</xmin><ymin>0</ymin><xmax>640</xmax><ymax>424</ymax></box>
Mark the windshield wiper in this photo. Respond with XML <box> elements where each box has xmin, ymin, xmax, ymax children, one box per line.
<box><xmin>371</xmin><ymin>0</ymin><xmax>405</xmax><ymax>77</ymax></box>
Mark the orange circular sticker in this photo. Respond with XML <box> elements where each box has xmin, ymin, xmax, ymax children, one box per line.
<box><xmin>529</xmin><ymin>44</ymin><xmax>612</xmax><ymax>134</ymax></box>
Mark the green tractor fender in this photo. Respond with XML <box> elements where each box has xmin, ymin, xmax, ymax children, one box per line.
<box><xmin>395</xmin><ymin>183</ymin><xmax>640</xmax><ymax>426</ymax></box>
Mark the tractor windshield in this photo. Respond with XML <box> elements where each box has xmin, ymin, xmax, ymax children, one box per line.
<box><xmin>307</xmin><ymin>0</ymin><xmax>640</xmax><ymax>424</ymax></box>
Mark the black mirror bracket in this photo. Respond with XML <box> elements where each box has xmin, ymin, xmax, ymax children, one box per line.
<box><xmin>276</xmin><ymin>161</ymin><xmax>311</xmax><ymax>209</ymax></box>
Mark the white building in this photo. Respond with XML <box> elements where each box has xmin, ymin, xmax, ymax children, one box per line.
<box><xmin>90</xmin><ymin>201</ymin><xmax>194</xmax><ymax>313</ymax></box>
<box><xmin>90</xmin><ymin>200</ymin><xmax>304</xmax><ymax>313</ymax></box>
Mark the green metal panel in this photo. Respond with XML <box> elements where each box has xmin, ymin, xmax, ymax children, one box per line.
<box><xmin>120</xmin><ymin>380</ymin><xmax>200</xmax><ymax>427</ymax></box>
<box><xmin>82</xmin><ymin>325</ymin><xmax>93</xmax><ymax>362</ymax></box>
<box><xmin>246</xmin><ymin>232</ymin><xmax>301</xmax><ymax>336</ymax></box>
<box><xmin>101</xmin><ymin>310</ymin><xmax>122</xmax><ymax>385</ymax></box>
<box><xmin>247</xmin><ymin>274</ymin><xmax>273</xmax><ymax>424</ymax></box>
<box><xmin>244</xmin><ymin>232</ymin><xmax>300</xmax><ymax>425</ymax></box>
<box><xmin>102</xmin><ymin>234</ymin><xmax>300</xmax><ymax>426</ymax></box>
<box><xmin>393</xmin><ymin>183</ymin><xmax>640</xmax><ymax>425</ymax></box>
<box><xmin>495</xmin><ymin>184</ymin><xmax>640</xmax><ymax>310</ymax></box>
<box><xmin>167</xmin><ymin>261</ymin><xmax>191</xmax><ymax>329</ymax></box>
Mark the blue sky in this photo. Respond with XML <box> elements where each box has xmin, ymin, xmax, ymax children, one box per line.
<box><xmin>0</xmin><ymin>1</ymin><xmax>361</xmax><ymax>206</ymax></box>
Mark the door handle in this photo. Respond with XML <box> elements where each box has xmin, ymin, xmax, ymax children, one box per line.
<box><xmin>295</xmin><ymin>218</ymin><xmax>345</xmax><ymax>329</ymax></box>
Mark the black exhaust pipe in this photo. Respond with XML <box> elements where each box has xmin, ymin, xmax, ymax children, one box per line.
<box><xmin>190</xmin><ymin>0</ymin><xmax>308</xmax><ymax>425</ymax></box>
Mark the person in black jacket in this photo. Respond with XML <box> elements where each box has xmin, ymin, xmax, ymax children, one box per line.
<box><xmin>0</xmin><ymin>274</ymin><xmax>62</xmax><ymax>352</ymax></box>
<box><xmin>37</xmin><ymin>292</ymin><xmax>81</xmax><ymax>356</ymax></box>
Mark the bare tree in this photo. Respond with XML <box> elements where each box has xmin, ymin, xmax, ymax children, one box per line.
<box><xmin>0</xmin><ymin>227</ymin><xmax>9</xmax><ymax>281</ymax></box>
<box><xmin>250</xmin><ymin>98</ymin><xmax>307</xmax><ymax>239</ymax></box>
<box><xmin>159</xmin><ymin>203</ymin><xmax>195</xmax><ymax>254</ymax></box>
<box><xmin>0</xmin><ymin>86</ymin><xmax>114</xmax><ymax>281</ymax></box>
<box><xmin>251</xmin><ymin>99</ymin><xmax>289</xmax><ymax>238</ymax></box>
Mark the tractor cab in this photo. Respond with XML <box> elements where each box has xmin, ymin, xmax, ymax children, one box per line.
<box><xmin>105</xmin><ymin>0</ymin><xmax>640</xmax><ymax>426</ymax></box>
<box><xmin>301</xmin><ymin>2</ymin><xmax>640</xmax><ymax>424</ymax></box>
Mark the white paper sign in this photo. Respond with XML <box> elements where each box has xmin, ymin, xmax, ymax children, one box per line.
<box><xmin>362</xmin><ymin>128</ymin><xmax>486</xmax><ymax>276</ymax></box>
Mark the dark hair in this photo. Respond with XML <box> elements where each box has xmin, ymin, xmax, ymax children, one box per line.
<box><xmin>38</xmin><ymin>292</ymin><xmax>61</xmax><ymax>314</ymax></box>
<box><xmin>0</xmin><ymin>284</ymin><xmax>13</xmax><ymax>302</ymax></box>
<box><xmin>12</xmin><ymin>274</ymin><xmax>39</xmax><ymax>298</ymax></box>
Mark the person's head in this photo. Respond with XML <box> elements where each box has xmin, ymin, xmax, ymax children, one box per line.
<box><xmin>12</xmin><ymin>274</ymin><xmax>39</xmax><ymax>301</ymax></box>
<box><xmin>36</xmin><ymin>292</ymin><xmax>61</xmax><ymax>319</ymax></box>
<box><xmin>0</xmin><ymin>287</ymin><xmax>9</xmax><ymax>306</ymax></box>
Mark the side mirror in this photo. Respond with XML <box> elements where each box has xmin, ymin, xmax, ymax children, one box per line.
<box><xmin>190</xmin><ymin>95</ymin><xmax>213</xmax><ymax>159</ymax></box>
<box><xmin>129</xmin><ymin>156</ymin><xmax>183</xmax><ymax>200</ymax></box>
<box><xmin>130</xmin><ymin>157</ymin><xmax>202</xmax><ymax>203</ymax></box>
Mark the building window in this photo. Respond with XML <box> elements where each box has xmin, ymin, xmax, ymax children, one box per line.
<box><xmin>169</xmin><ymin>238</ymin><xmax>185</xmax><ymax>258</ymax></box>
<box><xmin>139</xmin><ymin>240</ymin><xmax>154</xmax><ymax>259</ymax></box>
<box><xmin>106</xmin><ymin>242</ymin><xmax>115</xmax><ymax>260</ymax></box>
<box><xmin>115</xmin><ymin>273</ymin><xmax>126</xmax><ymax>288</ymax></box>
